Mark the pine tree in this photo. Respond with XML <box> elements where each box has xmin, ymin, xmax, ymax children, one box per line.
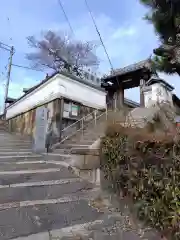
<box><xmin>140</xmin><ymin>0</ymin><xmax>180</xmax><ymax>75</ymax></box>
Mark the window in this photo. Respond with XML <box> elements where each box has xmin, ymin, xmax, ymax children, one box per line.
<box><xmin>64</xmin><ymin>102</ymin><xmax>70</xmax><ymax>112</ymax></box>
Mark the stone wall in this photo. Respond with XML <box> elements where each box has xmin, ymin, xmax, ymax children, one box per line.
<box><xmin>8</xmin><ymin>98</ymin><xmax>61</xmax><ymax>139</ymax></box>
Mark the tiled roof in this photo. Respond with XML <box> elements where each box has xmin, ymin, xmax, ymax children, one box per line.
<box><xmin>5</xmin><ymin>97</ymin><xmax>16</xmax><ymax>103</ymax></box>
<box><xmin>147</xmin><ymin>75</ymin><xmax>174</xmax><ymax>91</ymax></box>
<box><xmin>103</xmin><ymin>58</ymin><xmax>153</xmax><ymax>80</ymax></box>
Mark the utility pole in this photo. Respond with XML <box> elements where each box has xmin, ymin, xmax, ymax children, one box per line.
<box><xmin>3</xmin><ymin>46</ymin><xmax>14</xmax><ymax>117</ymax></box>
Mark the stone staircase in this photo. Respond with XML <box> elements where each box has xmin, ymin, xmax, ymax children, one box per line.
<box><xmin>50</xmin><ymin>103</ymin><xmax>176</xmax><ymax>157</ymax></box>
<box><xmin>52</xmin><ymin>107</ymin><xmax>135</xmax><ymax>153</ymax></box>
<box><xmin>50</xmin><ymin>108</ymin><xmax>140</xmax><ymax>158</ymax></box>
<box><xmin>52</xmin><ymin>110</ymin><xmax>108</xmax><ymax>155</ymax></box>
<box><xmin>44</xmin><ymin>103</ymin><xmax>176</xmax><ymax>179</ymax></box>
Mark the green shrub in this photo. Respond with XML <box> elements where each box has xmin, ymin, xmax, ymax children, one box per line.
<box><xmin>100</xmin><ymin>123</ymin><xmax>180</xmax><ymax>239</ymax></box>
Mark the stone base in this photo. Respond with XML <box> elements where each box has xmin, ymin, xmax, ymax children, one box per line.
<box><xmin>70</xmin><ymin>147</ymin><xmax>101</xmax><ymax>186</ymax></box>
<box><xmin>75</xmin><ymin>168</ymin><xmax>101</xmax><ymax>185</ymax></box>
<box><xmin>70</xmin><ymin>154</ymin><xmax>100</xmax><ymax>170</ymax></box>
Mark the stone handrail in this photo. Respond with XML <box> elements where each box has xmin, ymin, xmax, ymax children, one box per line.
<box><xmin>69</xmin><ymin>139</ymin><xmax>101</xmax><ymax>185</ymax></box>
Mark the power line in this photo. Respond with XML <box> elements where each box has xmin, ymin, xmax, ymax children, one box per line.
<box><xmin>57</xmin><ymin>0</ymin><xmax>75</xmax><ymax>35</ymax></box>
<box><xmin>84</xmin><ymin>0</ymin><xmax>114</xmax><ymax>71</ymax></box>
<box><xmin>12</xmin><ymin>64</ymin><xmax>44</xmax><ymax>72</ymax></box>
<box><xmin>0</xmin><ymin>41</ymin><xmax>44</xmax><ymax>73</ymax></box>
<box><xmin>0</xmin><ymin>41</ymin><xmax>11</xmax><ymax>52</ymax></box>
<box><xmin>0</xmin><ymin>45</ymin><xmax>10</xmax><ymax>52</ymax></box>
<box><xmin>0</xmin><ymin>41</ymin><xmax>11</xmax><ymax>49</ymax></box>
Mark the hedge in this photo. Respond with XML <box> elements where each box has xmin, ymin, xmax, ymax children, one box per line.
<box><xmin>100</xmin><ymin>123</ymin><xmax>180</xmax><ymax>239</ymax></box>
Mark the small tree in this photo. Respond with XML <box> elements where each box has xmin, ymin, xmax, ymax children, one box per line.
<box><xmin>26</xmin><ymin>30</ymin><xmax>99</xmax><ymax>76</ymax></box>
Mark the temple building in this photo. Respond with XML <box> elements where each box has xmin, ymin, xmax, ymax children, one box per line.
<box><xmin>143</xmin><ymin>74</ymin><xmax>175</xmax><ymax>107</ymax></box>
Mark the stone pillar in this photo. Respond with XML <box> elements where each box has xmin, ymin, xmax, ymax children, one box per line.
<box><xmin>117</xmin><ymin>86</ymin><xmax>124</xmax><ymax>110</ymax></box>
<box><xmin>140</xmin><ymin>79</ymin><xmax>145</xmax><ymax>107</ymax></box>
<box><xmin>113</xmin><ymin>92</ymin><xmax>117</xmax><ymax>110</ymax></box>
<box><xmin>106</xmin><ymin>91</ymin><xmax>114</xmax><ymax>110</ymax></box>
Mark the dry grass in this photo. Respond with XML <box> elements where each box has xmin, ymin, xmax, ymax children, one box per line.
<box><xmin>105</xmin><ymin>120</ymin><xmax>178</xmax><ymax>144</ymax></box>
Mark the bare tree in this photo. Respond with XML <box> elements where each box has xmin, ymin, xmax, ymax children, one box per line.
<box><xmin>26</xmin><ymin>31</ymin><xmax>100</xmax><ymax>76</ymax></box>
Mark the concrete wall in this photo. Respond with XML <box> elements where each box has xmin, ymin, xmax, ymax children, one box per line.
<box><xmin>6</xmin><ymin>73</ymin><xmax>106</xmax><ymax>120</ymax></box>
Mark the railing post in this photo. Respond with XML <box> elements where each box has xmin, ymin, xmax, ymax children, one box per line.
<box><xmin>82</xmin><ymin>117</ymin><xmax>84</xmax><ymax>138</ymax></box>
<box><xmin>94</xmin><ymin>110</ymin><xmax>97</xmax><ymax>125</ymax></box>
<box><xmin>105</xmin><ymin>106</ymin><xmax>108</xmax><ymax>121</ymax></box>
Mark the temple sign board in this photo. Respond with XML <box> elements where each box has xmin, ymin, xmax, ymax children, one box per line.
<box><xmin>33</xmin><ymin>106</ymin><xmax>48</xmax><ymax>153</ymax></box>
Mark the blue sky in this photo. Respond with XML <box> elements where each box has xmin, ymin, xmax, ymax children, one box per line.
<box><xmin>0</xmin><ymin>0</ymin><xmax>180</xmax><ymax>112</ymax></box>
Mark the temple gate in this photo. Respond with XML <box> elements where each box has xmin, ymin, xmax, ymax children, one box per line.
<box><xmin>101</xmin><ymin>59</ymin><xmax>155</xmax><ymax>110</ymax></box>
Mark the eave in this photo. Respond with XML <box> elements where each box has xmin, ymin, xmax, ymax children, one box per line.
<box><xmin>101</xmin><ymin>59</ymin><xmax>154</xmax><ymax>90</ymax></box>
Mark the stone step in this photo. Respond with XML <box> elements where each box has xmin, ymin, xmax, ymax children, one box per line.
<box><xmin>60</xmin><ymin>144</ymin><xmax>91</xmax><ymax>149</ymax></box>
<box><xmin>0</xmin><ymin>139</ymin><xmax>32</xmax><ymax>143</ymax></box>
<box><xmin>64</xmin><ymin>139</ymin><xmax>95</xmax><ymax>145</ymax></box>
<box><xmin>0</xmin><ymin>133</ymin><xmax>31</xmax><ymax>138</ymax></box>
<box><xmin>65</xmin><ymin>131</ymin><xmax>102</xmax><ymax>140</ymax></box>
<box><xmin>0</xmin><ymin>147</ymin><xmax>32</xmax><ymax>151</ymax></box>
<box><xmin>0</xmin><ymin>162</ymin><xmax>62</xmax><ymax>172</ymax></box>
<box><xmin>0</xmin><ymin>151</ymin><xmax>34</xmax><ymax>156</ymax></box>
<box><xmin>0</xmin><ymin>178</ymin><xmax>93</xmax><ymax>204</ymax></box>
<box><xmin>66</xmin><ymin>140</ymin><xmax>97</xmax><ymax>146</ymax></box>
<box><xmin>0</xmin><ymin>143</ymin><xmax>33</xmax><ymax>148</ymax></box>
<box><xmin>0</xmin><ymin>192</ymin><xmax>102</xmax><ymax>240</ymax></box>
<box><xmin>44</xmin><ymin>152</ymin><xmax>72</xmax><ymax>161</ymax></box>
<box><xmin>52</xmin><ymin>149</ymin><xmax>71</xmax><ymax>154</ymax></box>
<box><xmin>0</xmin><ymin>142</ymin><xmax>32</xmax><ymax>145</ymax></box>
<box><xmin>0</xmin><ymin>155</ymin><xmax>43</xmax><ymax>161</ymax></box>
<box><xmin>0</xmin><ymin>132</ymin><xmax>31</xmax><ymax>137</ymax></box>
<box><xmin>67</xmin><ymin>132</ymin><xmax>102</xmax><ymax>143</ymax></box>
<box><xmin>0</xmin><ymin>164</ymin><xmax>77</xmax><ymax>186</ymax></box>
<box><xmin>79</xmin><ymin>134</ymin><xmax>102</xmax><ymax>140</ymax></box>
<box><xmin>4</xmin><ymin>194</ymin><xmax>154</xmax><ymax>240</ymax></box>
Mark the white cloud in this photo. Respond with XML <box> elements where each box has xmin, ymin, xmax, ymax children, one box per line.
<box><xmin>74</xmin><ymin>12</ymin><xmax>179</xmax><ymax>102</ymax></box>
<box><xmin>112</xmin><ymin>27</ymin><xmax>137</xmax><ymax>40</ymax></box>
<box><xmin>71</xmin><ymin>13</ymin><xmax>158</xmax><ymax>72</ymax></box>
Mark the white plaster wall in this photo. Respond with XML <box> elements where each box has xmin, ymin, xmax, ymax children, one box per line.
<box><xmin>144</xmin><ymin>83</ymin><xmax>173</xmax><ymax>107</ymax></box>
<box><xmin>144</xmin><ymin>91</ymin><xmax>152</xmax><ymax>107</ymax></box>
<box><xmin>6</xmin><ymin>73</ymin><xmax>106</xmax><ymax>119</ymax></box>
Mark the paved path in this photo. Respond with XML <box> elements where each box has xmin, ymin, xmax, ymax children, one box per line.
<box><xmin>0</xmin><ymin>132</ymin><xmax>161</xmax><ymax>240</ymax></box>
